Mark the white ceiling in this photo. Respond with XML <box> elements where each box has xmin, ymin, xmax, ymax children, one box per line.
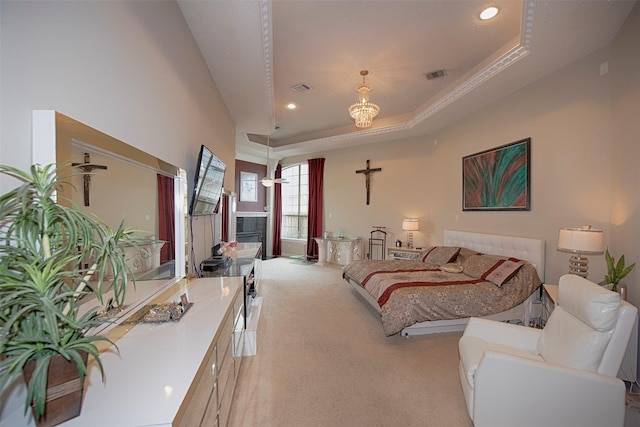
<box><xmin>177</xmin><ymin>0</ymin><xmax>636</xmax><ymax>160</ymax></box>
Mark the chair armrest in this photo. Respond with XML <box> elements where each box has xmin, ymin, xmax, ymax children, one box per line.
<box><xmin>473</xmin><ymin>350</ymin><xmax>626</xmax><ymax>427</ymax></box>
<box><xmin>463</xmin><ymin>317</ymin><xmax>542</xmax><ymax>353</ymax></box>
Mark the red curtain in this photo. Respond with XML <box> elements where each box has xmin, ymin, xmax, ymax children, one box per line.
<box><xmin>221</xmin><ymin>193</ymin><xmax>229</xmax><ymax>242</ymax></box>
<box><xmin>272</xmin><ymin>164</ymin><xmax>283</xmax><ymax>256</ymax></box>
<box><xmin>157</xmin><ymin>174</ymin><xmax>175</xmax><ymax>263</ymax></box>
<box><xmin>307</xmin><ymin>158</ymin><xmax>324</xmax><ymax>259</ymax></box>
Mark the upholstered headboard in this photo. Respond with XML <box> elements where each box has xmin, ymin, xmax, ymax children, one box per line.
<box><xmin>443</xmin><ymin>229</ymin><xmax>545</xmax><ymax>281</ymax></box>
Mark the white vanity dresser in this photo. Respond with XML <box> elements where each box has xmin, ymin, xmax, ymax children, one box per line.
<box><xmin>1</xmin><ymin>276</ymin><xmax>245</xmax><ymax>427</ymax></box>
<box><xmin>68</xmin><ymin>276</ymin><xmax>245</xmax><ymax>427</ymax></box>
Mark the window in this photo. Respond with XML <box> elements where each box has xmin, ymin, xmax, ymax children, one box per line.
<box><xmin>281</xmin><ymin>163</ymin><xmax>308</xmax><ymax>239</ymax></box>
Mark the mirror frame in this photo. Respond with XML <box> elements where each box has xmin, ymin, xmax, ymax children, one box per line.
<box><xmin>31</xmin><ymin>110</ymin><xmax>186</xmax><ymax>280</ymax></box>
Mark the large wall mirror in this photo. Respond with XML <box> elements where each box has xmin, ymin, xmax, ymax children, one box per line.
<box><xmin>32</xmin><ymin>111</ymin><xmax>186</xmax><ymax>289</ymax></box>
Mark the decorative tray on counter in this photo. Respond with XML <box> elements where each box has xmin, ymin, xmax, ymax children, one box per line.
<box><xmin>124</xmin><ymin>294</ymin><xmax>192</xmax><ymax>324</ymax></box>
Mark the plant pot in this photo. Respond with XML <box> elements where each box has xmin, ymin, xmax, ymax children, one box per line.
<box><xmin>600</xmin><ymin>282</ymin><xmax>628</xmax><ymax>300</ymax></box>
<box><xmin>22</xmin><ymin>352</ymin><xmax>88</xmax><ymax>427</ymax></box>
<box><xmin>618</xmin><ymin>283</ymin><xmax>628</xmax><ymax>301</ymax></box>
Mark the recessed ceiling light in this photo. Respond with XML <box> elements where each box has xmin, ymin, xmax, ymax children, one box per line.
<box><xmin>287</xmin><ymin>103</ymin><xmax>297</xmax><ymax>110</ymax></box>
<box><xmin>480</xmin><ymin>6</ymin><xmax>499</xmax><ymax>20</ymax></box>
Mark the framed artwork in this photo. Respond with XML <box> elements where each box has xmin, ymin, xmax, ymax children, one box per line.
<box><xmin>462</xmin><ymin>138</ymin><xmax>531</xmax><ymax>211</ymax></box>
<box><xmin>240</xmin><ymin>171</ymin><xmax>258</xmax><ymax>202</ymax></box>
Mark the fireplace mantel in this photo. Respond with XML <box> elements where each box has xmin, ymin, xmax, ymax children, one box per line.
<box><xmin>236</xmin><ymin>211</ymin><xmax>267</xmax><ymax>217</ymax></box>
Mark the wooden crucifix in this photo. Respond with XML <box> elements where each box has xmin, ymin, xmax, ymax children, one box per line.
<box><xmin>355</xmin><ymin>160</ymin><xmax>382</xmax><ymax>205</ymax></box>
<box><xmin>72</xmin><ymin>153</ymin><xmax>108</xmax><ymax>207</ymax></box>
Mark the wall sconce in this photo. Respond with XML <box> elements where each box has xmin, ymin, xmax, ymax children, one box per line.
<box><xmin>557</xmin><ymin>226</ymin><xmax>604</xmax><ymax>278</ymax></box>
<box><xmin>402</xmin><ymin>219</ymin><xmax>419</xmax><ymax>249</ymax></box>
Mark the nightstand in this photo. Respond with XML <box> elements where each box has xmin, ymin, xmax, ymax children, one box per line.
<box><xmin>541</xmin><ymin>283</ymin><xmax>558</xmax><ymax>327</ymax></box>
<box><xmin>387</xmin><ymin>247</ymin><xmax>423</xmax><ymax>260</ymax></box>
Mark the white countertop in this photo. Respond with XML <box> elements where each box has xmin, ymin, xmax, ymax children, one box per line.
<box><xmin>2</xmin><ymin>276</ymin><xmax>243</xmax><ymax>427</ymax></box>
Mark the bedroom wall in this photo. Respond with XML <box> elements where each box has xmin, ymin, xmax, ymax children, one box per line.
<box><xmin>610</xmin><ymin>3</ymin><xmax>640</xmax><ymax>308</ymax></box>
<box><xmin>285</xmin><ymin>10</ymin><xmax>640</xmax><ymax>293</ymax></box>
<box><xmin>609</xmin><ymin>3</ymin><xmax>640</xmax><ymax>377</ymax></box>
<box><xmin>235</xmin><ymin>159</ymin><xmax>268</xmax><ymax>213</ymax></box>
<box><xmin>0</xmin><ymin>0</ymin><xmax>236</xmax><ymax>270</ymax></box>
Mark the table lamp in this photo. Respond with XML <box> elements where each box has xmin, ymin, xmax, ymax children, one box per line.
<box><xmin>402</xmin><ymin>219</ymin><xmax>419</xmax><ymax>249</ymax></box>
<box><xmin>557</xmin><ymin>226</ymin><xmax>604</xmax><ymax>278</ymax></box>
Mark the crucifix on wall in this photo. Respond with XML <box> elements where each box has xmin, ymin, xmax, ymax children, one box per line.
<box><xmin>355</xmin><ymin>159</ymin><xmax>382</xmax><ymax>205</ymax></box>
<box><xmin>72</xmin><ymin>152</ymin><xmax>108</xmax><ymax>206</ymax></box>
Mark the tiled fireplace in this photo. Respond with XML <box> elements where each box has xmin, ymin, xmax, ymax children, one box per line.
<box><xmin>236</xmin><ymin>215</ymin><xmax>267</xmax><ymax>260</ymax></box>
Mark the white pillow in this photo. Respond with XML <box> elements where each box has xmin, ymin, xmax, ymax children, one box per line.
<box><xmin>440</xmin><ymin>263</ymin><xmax>463</xmax><ymax>273</ymax></box>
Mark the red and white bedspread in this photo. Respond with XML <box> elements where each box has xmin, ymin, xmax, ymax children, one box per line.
<box><xmin>343</xmin><ymin>257</ymin><xmax>541</xmax><ymax>336</ymax></box>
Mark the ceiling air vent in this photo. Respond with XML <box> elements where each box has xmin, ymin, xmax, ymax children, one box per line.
<box><xmin>291</xmin><ymin>83</ymin><xmax>312</xmax><ymax>92</ymax></box>
<box><xmin>424</xmin><ymin>69</ymin><xmax>447</xmax><ymax>80</ymax></box>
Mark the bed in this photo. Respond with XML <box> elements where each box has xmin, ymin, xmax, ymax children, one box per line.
<box><xmin>342</xmin><ymin>230</ymin><xmax>545</xmax><ymax>337</ymax></box>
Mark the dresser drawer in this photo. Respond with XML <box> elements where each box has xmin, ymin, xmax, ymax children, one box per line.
<box><xmin>217</xmin><ymin>335</ymin><xmax>233</xmax><ymax>399</ymax></box>
<box><xmin>175</xmin><ymin>343</ymin><xmax>217</xmax><ymax>427</ymax></box>
<box><xmin>200</xmin><ymin>377</ymin><xmax>219</xmax><ymax>426</ymax></box>
<box><xmin>217</xmin><ymin>363</ymin><xmax>235</xmax><ymax>427</ymax></box>
<box><xmin>233</xmin><ymin>324</ymin><xmax>244</xmax><ymax>378</ymax></box>
<box><xmin>218</xmin><ymin>308</ymin><xmax>234</xmax><ymax>362</ymax></box>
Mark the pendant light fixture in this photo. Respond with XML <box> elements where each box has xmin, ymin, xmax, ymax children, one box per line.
<box><xmin>348</xmin><ymin>70</ymin><xmax>380</xmax><ymax>128</ymax></box>
<box><xmin>261</xmin><ymin>134</ymin><xmax>287</xmax><ymax>187</ymax></box>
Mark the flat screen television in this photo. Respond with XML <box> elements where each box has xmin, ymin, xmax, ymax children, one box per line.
<box><xmin>189</xmin><ymin>144</ymin><xmax>226</xmax><ymax>216</ymax></box>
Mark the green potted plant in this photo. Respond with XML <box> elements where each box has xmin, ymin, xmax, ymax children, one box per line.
<box><xmin>604</xmin><ymin>248</ymin><xmax>636</xmax><ymax>292</ymax></box>
<box><xmin>0</xmin><ymin>163</ymin><xmax>135</xmax><ymax>426</ymax></box>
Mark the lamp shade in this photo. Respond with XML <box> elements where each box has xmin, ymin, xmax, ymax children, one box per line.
<box><xmin>558</xmin><ymin>227</ymin><xmax>604</xmax><ymax>254</ymax></box>
<box><xmin>402</xmin><ymin>219</ymin><xmax>419</xmax><ymax>231</ymax></box>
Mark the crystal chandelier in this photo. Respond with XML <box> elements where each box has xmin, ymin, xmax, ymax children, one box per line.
<box><xmin>348</xmin><ymin>70</ymin><xmax>380</xmax><ymax>128</ymax></box>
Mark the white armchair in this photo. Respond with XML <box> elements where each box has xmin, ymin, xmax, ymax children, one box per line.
<box><xmin>458</xmin><ymin>274</ymin><xmax>637</xmax><ymax>427</ymax></box>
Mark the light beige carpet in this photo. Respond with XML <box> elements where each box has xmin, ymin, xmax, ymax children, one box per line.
<box><xmin>229</xmin><ymin>257</ymin><xmax>473</xmax><ymax>427</ymax></box>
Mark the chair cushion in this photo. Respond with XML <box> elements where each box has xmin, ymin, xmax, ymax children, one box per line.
<box><xmin>538</xmin><ymin>306</ymin><xmax>614</xmax><ymax>372</ymax></box>
<box><xmin>558</xmin><ymin>274</ymin><xmax>620</xmax><ymax>331</ymax></box>
<box><xmin>459</xmin><ymin>336</ymin><xmax>489</xmax><ymax>388</ymax></box>
<box><xmin>459</xmin><ymin>335</ymin><xmax>543</xmax><ymax>388</ymax></box>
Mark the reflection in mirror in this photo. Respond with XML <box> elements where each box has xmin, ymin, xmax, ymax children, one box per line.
<box><xmin>70</xmin><ymin>143</ymin><xmax>175</xmax><ymax>280</ymax></box>
<box><xmin>32</xmin><ymin>111</ymin><xmax>186</xmax><ymax>288</ymax></box>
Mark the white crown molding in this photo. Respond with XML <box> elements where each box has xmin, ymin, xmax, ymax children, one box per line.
<box><xmin>236</xmin><ymin>137</ymin><xmax>284</xmax><ymax>165</ymax></box>
<box><xmin>260</xmin><ymin>0</ymin><xmax>276</xmax><ymax>131</ymax></box>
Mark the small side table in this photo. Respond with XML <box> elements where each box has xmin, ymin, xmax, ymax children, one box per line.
<box><xmin>314</xmin><ymin>237</ymin><xmax>361</xmax><ymax>266</ymax></box>
<box><xmin>387</xmin><ymin>247</ymin><xmax>423</xmax><ymax>260</ymax></box>
<box><xmin>541</xmin><ymin>284</ymin><xmax>558</xmax><ymax>327</ymax></box>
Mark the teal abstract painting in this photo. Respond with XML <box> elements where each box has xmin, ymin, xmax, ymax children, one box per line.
<box><xmin>462</xmin><ymin>138</ymin><xmax>530</xmax><ymax>211</ymax></box>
